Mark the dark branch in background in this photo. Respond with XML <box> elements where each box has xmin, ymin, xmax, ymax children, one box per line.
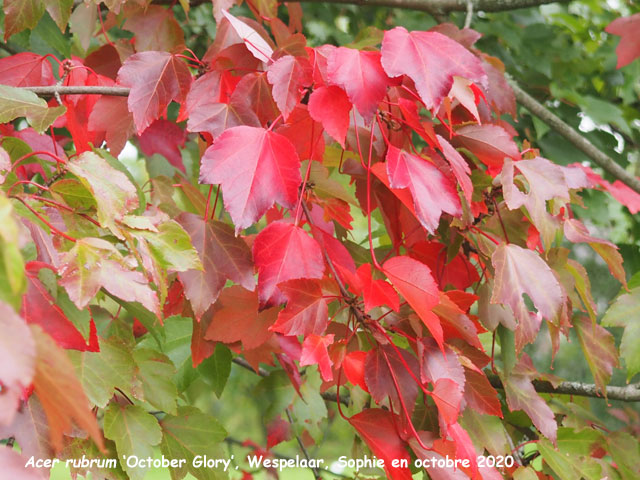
<box><xmin>488</xmin><ymin>375</ymin><xmax>640</xmax><ymax>402</ymax></box>
<box><xmin>147</xmin><ymin>0</ymin><xmax>568</xmax><ymax>14</ymax></box>
<box><xmin>509</xmin><ymin>78</ymin><xmax>640</xmax><ymax>194</ymax></box>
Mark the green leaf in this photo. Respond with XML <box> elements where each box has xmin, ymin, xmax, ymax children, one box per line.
<box><xmin>151</xmin><ymin>315</ymin><xmax>198</xmax><ymax>392</ymax></box>
<box><xmin>607</xmin><ymin>432</ymin><xmax>640</xmax><ymax>480</ymax></box>
<box><xmin>66</xmin><ymin>152</ymin><xmax>139</xmax><ymax>235</ymax></box>
<box><xmin>0</xmin><ymin>194</ymin><xmax>26</xmax><ymax>309</ymax></box>
<box><xmin>538</xmin><ymin>438</ymin><xmax>580</xmax><ymax>480</ymax></box>
<box><xmin>197</xmin><ymin>343</ymin><xmax>232</xmax><ymax>398</ymax></box>
<box><xmin>104</xmin><ymin>404</ymin><xmax>162</xmax><ymax>480</ymax></box>
<box><xmin>0</xmin><ymin>85</ymin><xmax>65</xmax><ymax>133</ymax></box>
<box><xmin>29</xmin><ymin>10</ymin><xmax>70</xmax><ymax>58</ymax></box>
<box><xmin>70</xmin><ymin>338</ymin><xmax>136</xmax><ymax>408</ymax></box>
<box><xmin>160</xmin><ymin>406</ymin><xmax>227</xmax><ymax>480</ymax></box>
<box><xmin>137</xmin><ymin>220</ymin><xmax>202</xmax><ymax>272</ymax></box>
<box><xmin>254</xmin><ymin>370</ymin><xmax>295</xmax><ymax>422</ymax></box>
<box><xmin>3</xmin><ymin>0</ymin><xmax>45</xmax><ymax>40</ymax></box>
<box><xmin>556</xmin><ymin>427</ymin><xmax>602</xmax><ymax>456</ymax></box>
<box><xmin>42</xmin><ymin>0</ymin><xmax>72</xmax><ymax>32</ymax></box>
<box><xmin>50</xmin><ymin>179</ymin><xmax>97</xmax><ymax>211</ymax></box>
<box><xmin>132</xmin><ymin>348</ymin><xmax>178</xmax><ymax>415</ymax></box>
<box><xmin>460</xmin><ymin>408</ymin><xmax>510</xmax><ymax>456</ymax></box>
<box><xmin>602</xmin><ymin>288</ymin><xmax>640</xmax><ymax>381</ymax></box>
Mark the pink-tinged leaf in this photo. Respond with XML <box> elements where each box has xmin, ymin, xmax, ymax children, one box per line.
<box><xmin>267</xmin><ymin>55</ymin><xmax>312</xmax><ymax>120</ymax></box>
<box><xmin>481</xmin><ymin>55</ymin><xmax>516</xmax><ymax>117</ymax></box>
<box><xmin>252</xmin><ymin>222</ymin><xmax>324</xmax><ymax>307</ymax></box>
<box><xmin>348</xmin><ymin>409</ymin><xmax>413</xmax><ymax>480</ymax></box>
<box><xmin>605</xmin><ymin>179</ymin><xmax>640</xmax><ymax>214</ymax></box>
<box><xmin>221</xmin><ymin>10</ymin><xmax>273</xmax><ymax>63</ymax></box>
<box><xmin>0</xmin><ymin>53</ymin><xmax>54</xmax><ymax>87</ymax></box>
<box><xmin>0</xmin><ymin>447</ymin><xmax>47</xmax><ymax>479</ymax></box>
<box><xmin>123</xmin><ymin>5</ymin><xmax>185</xmax><ymax>53</ymax></box>
<box><xmin>397</xmin><ymin>98</ymin><xmax>439</xmax><ymax>148</ymax></box>
<box><xmin>204</xmin><ymin>286</ymin><xmax>274</xmax><ymax>350</ymax></box>
<box><xmin>383</xmin><ymin>256</ymin><xmax>443</xmax><ymax>349</ymax></box>
<box><xmin>436</xmin><ymin>134</ymin><xmax>473</xmax><ymax>203</ymax></box>
<box><xmin>503</xmin><ymin>357</ymin><xmax>557</xmax><ymax>442</ymax></box>
<box><xmin>185</xmin><ymin>71</ymin><xmax>260</xmax><ymax>136</ymax></box>
<box><xmin>451</xmin><ymin>124</ymin><xmax>520</xmax><ymax>172</ymax></box>
<box><xmin>58</xmin><ymin>238</ymin><xmax>160</xmax><ymax>317</ymax></box>
<box><xmin>356</xmin><ymin>263</ymin><xmax>399</xmax><ymax>313</ymax></box>
<box><xmin>343</xmin><ymin>351</ymin><xmax>368</xmax><ymax>392</ymax></box>
<box><xmin>176</xmin><ymin>212</ymin><xmax>255</xmax><ymax>320</ymax></box>
<box><xmin>564</xmin><ymin>218</ymin><xmax>626</xmax><ymax>287</ymax></box>
<box><xmin>0</xmin><ymin>396</ymin><xmax>52</xmax><ymax>468</ymax></box>
<box><xmin>448</xmin><ymin>422</ymin><xmax>479</xmax><ymax>477</ymax></box>
<box><xmin>573</xmin><ymin>316</ymin><xmax>618</xmax><ymax>398</ymax></box>
<box><xmin>271</xmin><ymin>279</ymin><xmax>328</xmax><ymax>336</ymax></box>
<box><xmin>605</xmin><ymin>13</ymin><xmax>640</xmax><ymax>68</ymax></box>
<box><xmin>491</xmin><ymin>243</ymin><xmax>565</xmax><ymax>352</ymax></box>
<box><xmin>418</xmin><ymin>337</ymin><xmax>465</xmax><ymax>388</ymax></box>
<box><xmin>463</xmin><ymin>369</ymin><xmax>502</xmax><ymax>417</ymax></box>
<box><xmin>88</xmin><ymin>96</ymin><xmax>135</xmax><ymax>157</ymax></box>
<box><xmin>432</xmin><ymin>378</ymin><xmax>462</xmax><ymax>426</ymax></box>
<box><xmin>0</xmin><ymin>302</ymin><xmax>35</xmax><ymax>426</ymax></box>
<box><xmin>327</xmin><ymin>48</ymin><xmax>389</xmax><ymax>121</ymax></box>
<box><xmin>386</xmin><ymin>145</ymin><xmax>461</xmax><ymax>234</ymax></box>
<box><xmin>117</xmin><ymin>51</ymin><xmax>192</xmax><ymax>134</ymax></box>
<box><xmin>300</xmin><ymin>334</ymin><xmax>334</xmax><ymax>381</ymax></box>
<box><xmin>381</xmin><ymin>27</ymin><xmax>486</xmax><ymax>111</ymax></box>
<box><xmin>230</xmin><ymin>72</ymin><xmax>279</xmax><ymax>125</ymax></box>
<box><xmin>22</xmin><ymin>264</ymin><xmax>98</xmax><ymax>352</ymax></box>
<box><xmin>308</xmin><ymin>85</ymin><xmax>351</xmax><ymax>147</ymax></box>
<box><xmin>200</xmin><ymin>126</ymin><xmax>302</xmax><ymax>232</ymax></box>
<box><xmin>138</xmin><ymin>119</ymin><xmax>186</xmax><ymax>172</ymax></box>
<box><xmin>365</xmin><ymin>345</ymin><xmax>420</xmax><ymax>416</ymax></box>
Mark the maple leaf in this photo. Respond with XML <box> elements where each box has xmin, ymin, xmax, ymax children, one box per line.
<box><xmin>385</xmin><ymin>145</ymin><xmax>461</xmax><ymax>233</ymax></box>
<box><xmin>22</xmin><ymin>263</ymin><xmax>99</xmax><ymax>352</ymax></box>
<box><xmin>0</xmin><ymin>447</ymin><xmax>47</xmax><ymax>479</ymax></box>
<box><xmin>502</xmin><ymin>355</ymin><xmax>557</xmax><ymax>442</ymax></box>
<box><xmin>253</xmin><ymin>221</ymin><xmax>325</xmax><ymax>306</ymax></box>
<box><xmin>463</xmin><ymin>369</ymin><xmax>502</xmax><ymax>417</ymax></box>
<box><xmin>451</xmin><ymin>124</ymin><xmax>520</xmax><ymax>172</ymax></box>
<box><xmin>0</xmin><ymin>85</ymin><xmax>66</xmax><ymax>133</ymax></box>
<box><xmin>356</xmin><ymin>263</ymin><xmax>399</xmax><ymax>313</ymax></box>
<box><xmin>381</xmin><ymin>26</ymin><xmax>486</xmax><ymax>111</ymax></box>
<box><xmin>436</xmin><ymin>134</ymin><xmax>473</xmax><ymax>203</ymax></box>
<box><xmin>221</xmin><ymin>10</ymin><xmax>274</xmax><ymax>63</ymax></box>
<box><xmin>176</xmin><ymin>212</ymin><xmax>255</xmax><ymax>320</ymax></box>
<box><xmin>185</xmin><ymin>71</ymin><xmax>260</xmax><ymax>137</ymax></box>
<box><xmin>300</xmin><ymin>334</ymin><xmax>334</xmax><ymax>382</ymax></box>
<box><xmin>137</xmin><ymin>119</ymin><xmax>187</xmax><ymax>172</ymax></box>
<box><xmin>327</xmin><ymin>47</ymin><xmax>390</xmax><ymax>121</ymax></box>
<box><xmin>200</xmin><ymin>126</ymin><xmax>302</xmax><ymax>232</ymax></box>
<box><xmin>123</xmin><ymin>5</ymin><xmax>185</xmax><ymax>53</ymax></box>
<box><xmin>58</xmin><ymin>238</ymin><xmax>160</xmax><ymax>316</ymax></box>
<box><xmin>431</xmin><ymin>378</ymin><xmax>462</xmax><ymax>426</ymax></box>
<box><xmin>308</xmin><ymin>85</ymin><xmax>351</xmax><ymax>147</ymax></box>
<box><xmin>491</xmin><ymin>243</ymin><xmax>565</xmax><ymax>352</ymax></box>
<box><xmin>117</xmin><ymin>51</ymin><xmax>192</xmax><ymax>134</ymax></box>
<box><xmin>271</xmin><ymin>279</ymin><xmax>329</xmax><ymax>336</ymax></box>
<box><xmin>605</xmin><ymin>13</ymin><xmax>640</xmax><ymax>68</ymax></box>
<box><xmin>253</xmin><ymin>222</ymin><xmax>324</xmax><ymax>305</ymax></box>
<box><xmin>343</xmin><ymin>351</ymin><xmax>368</xmax><ymax>392</ymax></box>
<box><xmin>0</xmin><ymin>301</ymin><xmax>35</xmax><ymax>426</ymax></box>
<box><xmin>601</xmin><ymin>287</ymin><xmax>640</xmax><ymax>381</ymax></box>
<box><xmin>266</xmin><ymin>55</ymin><xmax>312</xmax><ymax>120</ymax></box>
<box><xmin>383</xmin><ymin>256</ymin><xmax>443</xmax><ymax>349</ymax></box>
<box><xmin>88</xmin><ymin>96</ymin><xmax>135</xmax><ymax>157</ymax></box>
<box><xmin>365</xmin><ymin>345</ymin><xmax>420</xmax><ymax>416</ymax></box>
<box><xmin>0</xmin><ymin>53</ymin><xmax>55</xmax><ymax>87</ymax></box>
<box><xmin>3</xmin><ymin>0</ymin><xmax>44</xmax><ymax>40</ymax></box>
<box><xmin>31</xmin><ymin>326</ymin><xmax>104</xmax><ymax>452</ymax></box>
<box><xmin>204</xmin><ymin>286</ymin><xmax>273</xmax><ymax>350</ymax></box>
<box><xmin>573</xmin><ymin>316</ymin><xmax>618</xmax><ymax>398</ymax></box>
<box><xmin>418</xmin><ymin>337</ymin><xmax>465</xmax><ymax>389</ymax></box>
<box><xmin>348</xmin><ymin>409</ymin><xmax>413</xmax><ymax>480</ymax></box>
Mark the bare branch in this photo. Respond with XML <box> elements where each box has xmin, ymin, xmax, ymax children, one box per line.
<box><xmin>488</xmin><ymin>375</ymin><xmax>640</xmax><ymax>402</ymax></box>
<box><xmin>22</xmin><ymin>86</ymin><xmax>131</xmax><ymax>97</ymax></box>
<box><xmin>148</xmin><ymin>0</ymin><xmax>568</xmax><ymax>14</ymax></box>
<box><xmin>509</xmin><ymin>78</ymin><xmax>640</xmax><ymax>194</ymax></box>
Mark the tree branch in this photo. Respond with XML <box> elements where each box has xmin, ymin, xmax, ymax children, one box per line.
<box><xmin>147</xmin><ymin>0</ymin><xmax>567</xmax><ymax>13</ymax></box>
<box><xmin>22</xmin><ymin>86</ymin><xmax>130</xmax><ymax>97</ymax></box>
<box><xmin>488</xmin><ymin>375</ymin><xmax>640</xmax><ymax>402</ymax></box>
<box><xmin>508</xmin><ymin>78</ymin><xmax>640</xmax><ymax>194</ymax></box>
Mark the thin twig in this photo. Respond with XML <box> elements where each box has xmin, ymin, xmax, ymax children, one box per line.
<box><xmin>508</xmin><ymin>77</ymin><xmax>640</xmax><ymax>194</ymax></box>
<box><xmin>285</xmin><ymin>408</ymin><xmax>321</xmax><ymax>479</ymax></box>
